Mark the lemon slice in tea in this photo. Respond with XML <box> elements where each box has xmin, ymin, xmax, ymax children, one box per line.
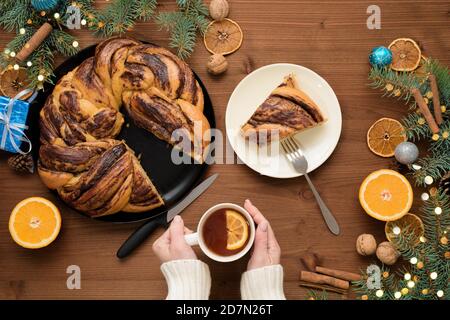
<box><xmin>226</xmin><ymin>210</ymin><xmax>249</xmax><ymax>250</ymax></box>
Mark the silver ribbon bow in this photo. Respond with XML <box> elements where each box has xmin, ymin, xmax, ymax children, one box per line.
<box><xmin>0</xmin><ymin>88</ymin><xmax>37</xmax><ymax>154</ymax></box>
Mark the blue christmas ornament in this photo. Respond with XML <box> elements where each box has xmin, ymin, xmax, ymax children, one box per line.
<box><xmin>31</xmin><ymin>0</ymin><xmax>60</xmax><ymax>11</ymax></box>
<box><xmin>369</xmin><ymin>46</ymin><xmax>393</xmax><ymax>67</ymax></box>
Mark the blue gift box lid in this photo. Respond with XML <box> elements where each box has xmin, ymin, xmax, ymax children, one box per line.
<box><xmin>0</xmin><ymin>96</ymin><xmax>31</xmax><ymax>153</ymax></box>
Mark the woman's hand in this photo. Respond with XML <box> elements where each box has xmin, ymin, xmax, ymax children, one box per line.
<box><xmin>152</xmin><ymin>215</ymin><xmax>197</xmax><ymax>263</ymax></box>
<box><xmin>244</xmin><ymin>199</ymin><xmax>281</xmax><ymax>270</ymax></box>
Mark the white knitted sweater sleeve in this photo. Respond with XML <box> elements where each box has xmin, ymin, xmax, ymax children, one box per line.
<box><xmin>240</xmin><ymin>264</ymin><xmax>286</xmax><ymax>300</ymax></box>
<box><xmin>160</xmin><ymin>259</ymin><xmax>211</xmax><ymax>300</ymax></box>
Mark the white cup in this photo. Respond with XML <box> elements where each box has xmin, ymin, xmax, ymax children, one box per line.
<box><xmin>184</xmin><ymin>203</ymin><xmax>255</xmax><ymax>263</ymax></box>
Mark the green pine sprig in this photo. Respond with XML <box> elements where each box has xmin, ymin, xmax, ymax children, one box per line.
<box><xmin>368</xmin><ymin>66</ymin><xmax>425</xmax><ymax>103</ymax></box>
<box><xmin>0</xmin><ymin>0</ymin><xmax>208</xmax><ymax>90</ymax></box>
<box><xmin>410</xmin><ymin>155</ymin><xmax>450</xmax><ymax>187</ymax></box>
<box><xmin>353</xmin><ymin>191</ymin><xmax>450</xmax><ymax>300</ymax></box>
<box><xmin>82</xmin><ymin>0</ymin><xmax>157</xmax><ymax>37</ymax></box>
<box><xmin>156</xmin><ymin>0</ymin><xmax>210</xmax><ymax>59</ymax></box>
<box><xmin>0</xmin><ymin>0</ymin><xmax>30</xmax><ymax>32</ymax></box>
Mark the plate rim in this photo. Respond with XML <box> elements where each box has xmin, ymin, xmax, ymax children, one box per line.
<box><xmin>225</xmin><ymin>63</ymin><xmax>342</xmax><ymax>179</ymax></box>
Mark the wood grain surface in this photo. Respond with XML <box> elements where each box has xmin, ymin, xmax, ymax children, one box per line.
<box><xmin>0</xmin><ymin>0</ymin><xmax>449</xmax><ymax>300</ymax></box>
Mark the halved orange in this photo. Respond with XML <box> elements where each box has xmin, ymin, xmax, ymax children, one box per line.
<box><xmin>359</xmin><ymin>169</ymin><xmax>413</xmax><ymax>221</ymax></box>
<box><xmin>226</xmin><ymin>210</ymin><xmax>249</xmax><ymax>250</ymax></box>
<box><xmin>204</xmin><ymin>19</ymin><xmax>243</xmax><ymax>55</ymax></box>
<box><xmin>367</xmin><ymin>118</ymin><xmax>406</xmax><ymax>157</ymax></box>
<box><xmin>385</xmin><ymin>213</ymin><xmax>424</xmax><ymax>246</ymax></box>
<box><xmin>9</xmin><ymin>197</ymin><xmax>61</xmax><ymax>249</ymax></box>
<box><xmin>388</xmin><ymin>38</ymin><xmax>421</xmax><ymax>72</ymax></box>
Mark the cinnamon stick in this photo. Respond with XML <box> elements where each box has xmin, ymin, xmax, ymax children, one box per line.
<box><xmin>299</xmin><ymin>281</ymin><xmax>347</xmax><ymax>295</ymax></box>
<box><xmin>429</xmin><ymin>74</ymin><xmax>443</xmax><ymax>125</ymax></box>
<box><xmin>300</xmin><ymin>271</ymin><xmax>349</xmax><ymax>290</ymax></box>
<box><xmin>16</xmin><ymin>23</ymin><xmax>53</xmax><ymax>62</ymax></box>
<box><xmin>315</xmin><ymin>266</ymin><xmax>362</xmax><ymax>282</ymax></box>
<box><xmin>411</xmin><ymin>88</ymin><xmax>439</xmax><ymax>134</ymax></box>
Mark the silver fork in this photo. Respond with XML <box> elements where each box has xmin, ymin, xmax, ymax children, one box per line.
<box><xmin>280</xmin><ymin>136</ymin><xmax>340</xmax><ymax>235</ymax></box>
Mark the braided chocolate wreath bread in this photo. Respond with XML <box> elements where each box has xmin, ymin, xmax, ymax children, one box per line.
<box><xmin>38</xmin><ymin>37</ymin><xmax>211</xmax><ymax>217</ymax></box>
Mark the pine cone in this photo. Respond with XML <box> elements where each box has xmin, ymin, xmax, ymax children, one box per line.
<box><xmin>7</xmin><ymin>153</ymin><xmax>35</xmax><ymax>174</ymax></box>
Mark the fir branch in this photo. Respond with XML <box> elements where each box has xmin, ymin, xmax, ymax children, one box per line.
<box><xmin>402</xmin><ymin>112</ymin><xmax>432</xmax><ymax>141</ymax></box>
<box><xmin>135</xmin><ymin>0</ymin><xmax>158</xmax><ymax>21</ymax></box>
<box><xmin>410</xmin><ymin>155</ymin><xmax>450</xmax><ymax>187</ymax></box>
<box><xmin>27</xmin><ymin>40</ymin><xmax>55</xmax><ymax>88</ymax></box>
<box><xmin>369</xmin><ymin>66</ymin><xmax>424</xmax><ymax>103</ymax></box>
<box><xmin>168</xmin><ymin>16</ymin><xmax>197</xmax><ymax>60</ymax></box>
<box><xmin>47</xmin><ymin>30</ymin><xmax>79</xmax><ymax>57</ymax></box>
<box><xmin>156</xmin><ymin>12</ymin><xmax>184</xmax><ymax>31</ymax></box>
<box><xmin>0</xmin><ymin>0</ymin><xmax>30</xmax><ymax>32</ymax></box>
<box><xmin>82</xmin><ymin>0</ymin><xmax>157</xmax><ymax>37</ymax></box>
<box><xmin>306</xmin><ymin>290</ymin><xmax>328</xmax><ymax>300</ymax></box>
<box><xmin>156</xmin><ymin>0</ymin><xmax>210</xmax><ymax>59</ymax></box>
<box><xmin>426</xmin><ymin>59</ymin><xmax>450</xmax><ymax>106</ymax></box>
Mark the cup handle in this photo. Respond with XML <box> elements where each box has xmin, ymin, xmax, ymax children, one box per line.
<box><xmin>184</xmin><ymin>232</ymin><xmax>199</xmax><ymax>246</ymax></box>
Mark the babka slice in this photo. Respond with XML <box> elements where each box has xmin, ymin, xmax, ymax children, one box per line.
<box><xmin>241</xmin><ymin>74</ymin><xmax>326</xmax><ymax>143</ymax></box>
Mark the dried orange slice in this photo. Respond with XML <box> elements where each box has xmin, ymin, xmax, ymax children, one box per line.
<box><xmin>0</xmin><ymin>67</ymin><xmax>32</xmax><ymax>99</ymax></box>
<box><xmin>226</xmin><ymin>210</ymin><xmax>249</xmax><ymax>250</ymax></box>
<box><xmin>9</xmin><ymin>197</ymin><xmax>61</xmax><ymax>249</ymax></box>
<box><xmin>388</xmin><ymin>38</ymin><xmax>421</xmax><ymax>72</ymax></box>
<box><xmin>385</xmin><ymin>213</ymin><xmax>424</xmax><ymax>246</ymax></box>
<box><xmin>204</xmin><ymin>18</ymin><xmax>243</xmax><ymax>55</ymax></box>
<box><xmin>367</xmin><ymin>118</ymin><xmax>406</xmax><ymax>157</ymax></box>
<box><xmin>359</xmin><ymin>169</ymin><xmax>413</xmax><ymax>221</ymax></box>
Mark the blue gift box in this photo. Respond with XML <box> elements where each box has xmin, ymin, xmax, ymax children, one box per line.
<box><xmin>0</xmin><ymin>95</ymin><xmax>31</xmax><ymax>153</ymax></box>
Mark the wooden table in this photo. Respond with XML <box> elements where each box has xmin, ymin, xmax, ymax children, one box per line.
<box><xmin>0</xmin><ymin>1</ymin><xmax>449</xmax><ymax>300</ymax></box>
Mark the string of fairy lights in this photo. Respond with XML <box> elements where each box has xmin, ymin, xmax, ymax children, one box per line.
<box><xmin>2</xmin><ymin>1</ymin><xmax>93</xmax><ymax>89</ymax></box>
<box><xmin>365</xmin><ymin>176</ymin><xmax>448</xmax><ymax>300</ymax></box>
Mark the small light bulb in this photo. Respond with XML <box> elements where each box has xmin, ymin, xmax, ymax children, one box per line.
<box><xmin>10</xmin><ymin>51</ymin><xmax>16</xmax><ymax>57</ymax></box>
<box><xmin>26</xmin><ymin>61</ymin><xmax>32</xmax><ymax>67</ymax></box>
<box><xmin>404</xmin><ymin>273</ymin><xmax>411</xmax><ymax>281</ymax></box>
<box><xmin>420</xmin><ymin>236</ymin><xmax>426</xmax><ymax>243</ymax></box>
<box><xmin>421</xmin><ymin>193</ymin><xmax>429</xmax><ymax>201</ymax></box>
<box><xmin>407</xmin><ymin>281</ymin><xmax>415</xmax><ymax>288</ymax></box>
<box><xmin>430</xmin><ymin>272</ymin><xmax>438</xmax><ymax>280</ymax></box>
<box><xmin>437</xmin><ymin>290</ymin><xmax>444</xmax><ymax>298</ymax></box>
<box><xmin>54</xmin><ymin>13</ymin><xmax>60</xmax><ymax>19</ymax></box>
<box><xmin>72</xmin><ymin>41</ymin><xmax>79</xmax><ymax>48</ymax></box>
<box><xmin>81</xmin><ymin>19</ymin><xmax>87</xmax><ymax>25</ymax></box>
<box><xmin>375</xmin><ymin>289</ymin><xmax>383</xmax><ymax>298</ymax></box>
<box><xmin>13</xmin><ymin>64</ymin><xmax>19</xmax><ymax>70</ymax></box>
<box><xmin>19</xmin><ymin>28</ymin><xmax>26</xmax><ymax>35</ymax></box>
<box><xmin>424</xmin><ymin>176</ymin><xmax>434</xmax><ymax>185</ymax></box>
<box><xmin>393</xmin><ymin>226</ymin><xmax>401</xmax><ymax>235</ymax></box>
<box><xmin>412</xmin><ymin>164</ymin><xmax>422</xmax><ymax>170</ymax></box>
<box><xmin>4</xmin><ymin>48</ymin><xmax>11</xmax><ymax>55</ymax></box>
<box><xmin>394</xmin><ymin>291</ymin><xmax>401</xmax><ymax>299</ymax></box>
<box><xmin>410</xmin><ymin>257</ymin><xmax>418</xmax><ymax>264</ymax></box>
<box><xmin>37</xmin><ymin>75</ymin><xmax>44</xmax><ymax>82</ymax></box>
<box><xmin>435</xmin><ymin>207</ymin><xmax>442</xmax><ymax>215</ymax></box>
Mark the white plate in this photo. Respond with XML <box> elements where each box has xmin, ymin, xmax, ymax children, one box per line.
<box><xmin>225</xmin><ymin>63</ymin><xmax>342</xmax><ymax>178</ymax></box>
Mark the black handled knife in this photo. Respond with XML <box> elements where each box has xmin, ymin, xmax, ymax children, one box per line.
<box><xmin>116</xmin><ymin>173</ymin><xmax>218</xmax><ymax>259</ymax></box>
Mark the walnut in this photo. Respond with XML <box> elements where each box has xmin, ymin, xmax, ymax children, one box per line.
<box><xmin>356</xmin><ymin>234</ymin><xmax>377</xmax><ymax>256</ymax></box>
<box><xmin>207</xmin><ymin>54</ymin><xmax>228</xmax><ymax>75</ymax></box>
<box><xmin>209</xmin><ymin>0</ymin><xmax>230</xmax><ymax>21</ymax></box>
<box><xmin>376</xmin><ymin>241</ymin><xmax>400</xmax><ymax>265</ymax></box>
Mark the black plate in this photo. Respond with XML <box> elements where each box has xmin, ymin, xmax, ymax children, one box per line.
<box><xmin>28</xmin><ymin>43</ymin><xmax>215</xmax><ymax>223</ymax></box>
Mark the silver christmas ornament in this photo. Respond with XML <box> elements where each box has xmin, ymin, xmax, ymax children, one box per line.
<box><xmin>394</xmin><ymin>142</ymin><xmax>419</xmax><ymax>165</ymax></box>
